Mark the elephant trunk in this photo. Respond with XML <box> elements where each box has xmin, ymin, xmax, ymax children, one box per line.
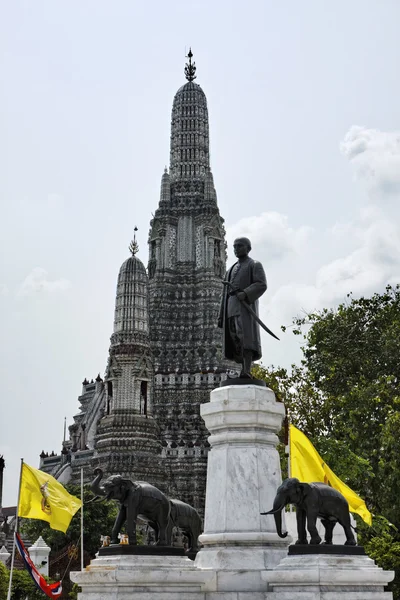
<box><xmin>273</xmin><ymin>507</ymin><xmax>288</xmax><ymax>538</ymax></box>
<box><xmin>90</xmin><ymin>468</ymin><xmax>106</xmax><ymax>497</ymax></box>
<box><xmin>261</xmin><ymin>493</ymin><xmax>288</xmax><ymax>538</ymax></box>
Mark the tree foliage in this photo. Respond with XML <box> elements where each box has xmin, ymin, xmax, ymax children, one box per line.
<box><xmin>0</xmin><ymin>562</ymin><xmax>8</xmax><ymax>600</ymax></box>
<box><xmin>254</xmin><ymin>285</ymin><xmax>400</xmax><ymax>597</ymax></box>
<box><xmin>0</xmin><ymin>563</ymin><xmax>45</xmax><ymax>600</ymax></box>
<box><xmin>9</xmin><ymin>570</ymin><xmax>45</xmax><ymax>600</ymax></box>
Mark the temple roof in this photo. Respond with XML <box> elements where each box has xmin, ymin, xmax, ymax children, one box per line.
<box><xmin>169</xmin><ymin>71</ymin><xmax>210</xmax><ymax>181</ymax></box>
<box><xmin>112</xmin><ymin>248</ymin><xmax>149</xmax><ymax>341</ymax></box>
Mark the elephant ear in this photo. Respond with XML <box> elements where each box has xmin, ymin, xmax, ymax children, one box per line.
<box><xmin>120</xmin><ymin>478</ymin><xmax>135</xmax><ymax>497</ymax></box>
<box><xmin>298</xmin><ymin>482</ymin><xmax>312</xmax><ymax>501</ymax></box>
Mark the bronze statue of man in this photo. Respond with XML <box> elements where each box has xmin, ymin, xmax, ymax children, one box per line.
<box><xmin>218</xmin><ymin>237</ymin><xmax>267</xmax><ymax>378</ymax></box>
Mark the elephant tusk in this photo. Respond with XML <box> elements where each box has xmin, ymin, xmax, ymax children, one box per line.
<box><xmin>260</xmin><ymin>504</ymin><xmax>285</xmax><ymax>516</ymax></box>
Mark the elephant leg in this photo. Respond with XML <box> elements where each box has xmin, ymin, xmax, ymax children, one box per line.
<box><xmin>111</xmin><ymin>506</ymin><xmax>126</xmax><ymax>544</ymax></box>
<box><xmin>165</xmin><ymin>518</ymin><xmax>173</xmax><ymax>546</ymax></box>
<box><xmin>126</xmin><ymin>520</ymin><xmax>137</xmax><ymax>545</ymax></box>
<box><xmin>192</xmin><ymin>526</ymin><xmax>201</xmax><ymax>551</ymax></box>
<box><xmin>321</xmin><ymin>519</ymin><xmax>335</xmax><ymax>545</ymax></box>
<box><xmin>125</xmin><ymin>507</ymin><xmax>138</xmax><ymax>545</ymax></box>
<box><xmin>148</xmin><ymin>520</ymin><xmax>159</xmax><ymax>545</ymax></box>
<box><xmin>338</xmin><ymin>512</ymin><xmax>357</xmax><ymax>546</ymax></box>
<box><xmin>156</xmin><ymin>506</ymin><xmax>170</xmax><ymax>546</ymax></box>
<box><xmin>295</xmin><ymin>509</ymin><xmax>308</xmax><ymax>544</ymax></box>
<box><xmin>184</xmin><ymin>529</ymin><xmax>194</xmax><ymax>551</ymax></box>
<box><xmin>307</xmin><ymin>513</ymin><xmax>322</xmax><ymax>545</ymax></box>
<box><xmin>157</xmin><ymin>523</ymin><xmax>168</xmax><ymax>546</ymax></box>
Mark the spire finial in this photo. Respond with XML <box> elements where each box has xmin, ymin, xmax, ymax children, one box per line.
<box><xmin>129</xmin><ymin>226</ymin><xmax>139</xmax><ymax>256</ymax></box>
<box><xmin>184</xmin><ymin>48</ymin><xmax>197</xmax><ymax>82</ymax></box>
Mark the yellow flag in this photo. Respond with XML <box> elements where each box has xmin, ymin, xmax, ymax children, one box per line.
<box><xmin>290</xmin><ymin>424</ymin><xmax>372</xmax><ymax>526</ymax></box>
<box><xmin>18</xmin><ymin>463</ymin><xmax>82</xmax><ymax>533</ymax></box>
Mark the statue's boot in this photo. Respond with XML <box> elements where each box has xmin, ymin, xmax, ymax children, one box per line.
<box><xmin>240</xmin><ymin>350</ymin><xmax>253</xmax><ymax>378</ymax></box>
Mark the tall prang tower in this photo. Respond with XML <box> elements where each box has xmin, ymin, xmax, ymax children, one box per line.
<box><xmin>148</xmin><ymin>50</ymin><xmax>229</xmax><ymax>512</ymax></box>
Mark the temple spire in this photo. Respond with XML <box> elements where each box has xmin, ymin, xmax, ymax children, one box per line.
<box><xmin>184</xmin><ymin>48</ymin><xmax>196</xmax><ymax>82</ymax></box>
<box><xmin>169</xmin><ymin>53</ymin><xmax>209</xmax><ymax>180</ymax></box>
<box><xmin>129</xmin><ymin>226</ymin><xmax>139</xmax><ymax>256</ymax></box>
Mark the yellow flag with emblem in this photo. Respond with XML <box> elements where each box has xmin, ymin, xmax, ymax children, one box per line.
<box><xmin>290</xmin><ymin>424</ymin><xmax>372</xmax><ymax>526</ymax></box>
<box><xmin>18</xmin><ymin>462</ymin><xmax>82</xmax><ymax>533</ymax></box>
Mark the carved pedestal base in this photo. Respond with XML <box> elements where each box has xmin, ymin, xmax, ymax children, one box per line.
<box><xmin>264</xmin><ymin>547</ymin><xmax>394</xmax><ymax>599</ymax></box>
<box><xmin>71</xmin><ymin>553</ymin><xmax>214</xmax><ymax>600</ymax></box>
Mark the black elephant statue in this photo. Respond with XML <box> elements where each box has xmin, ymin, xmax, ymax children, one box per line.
<box><xmin>167</xmin><ymin>499</ymin><xmax>202</xmax><ymax>552</ymax></box>
<box><xmin>90</xmin><ymin>468</ymin><xmax>170</xmax><ymax>546</ymax></box>
<box><xmin>261</xmin><ymin>477</ymin><xmax>356</xmax><ymax>546</ymax></box>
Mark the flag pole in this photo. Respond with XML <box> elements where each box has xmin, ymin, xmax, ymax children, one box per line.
<box><xmin>7</xmin><ymin>459</ymin><xmax>24</xmax><ymax>600</ymax></box>
<box><xmin>80</xmin><ymin>467</ymin><xmax>84</xmax><ymax>571</ymax></box>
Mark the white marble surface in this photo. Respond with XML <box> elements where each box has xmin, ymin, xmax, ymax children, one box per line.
<box><xmin>195</xmin><ymin>385</ymin><xmax>289</xmax><ymax>591</ymax></box>
<box><xmin>264</xmin><ymin>552</ymin><xmax>394</xmax><ymax>599</ymax></box>
<box><xmin>0</xmin><ymin>545</ymin><xmax>10</xmax><ymax>565</ymax></box>
<box><xmin>28</xmin><ymin>536</ymin><xmax>51</xmax><ymax>576</ymax></box>
<box><xmin>71</xmin><ymin>553</ymin><xmax>214</xmax><ymax>599</ymax></box>
<box><xmin>199</xmin><ymin>385</ymin><xmax>287</xmax><ymax>542</ymax></box>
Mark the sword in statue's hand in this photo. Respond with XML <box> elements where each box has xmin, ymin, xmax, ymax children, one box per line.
<box><xmin>222</xmin><ymin>280</ymin><xmax>280</xmax><ymax>341</ymax></box>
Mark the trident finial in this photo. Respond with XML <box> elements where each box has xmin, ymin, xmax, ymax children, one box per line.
<box><xmin>184</xmin><ymin>48</ymin><xmax>197</xmax><ymax>82</ymax></box>
<box><xmin>129</xmin><ymin>226</ymin><xmax>139</xmax><ymax>256</ymax></box>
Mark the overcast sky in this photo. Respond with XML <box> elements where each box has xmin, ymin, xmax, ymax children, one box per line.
<box><xmin>1</xmin><ymin>1</ymin><xmax>399</xmax><ymax>506</ymax></box>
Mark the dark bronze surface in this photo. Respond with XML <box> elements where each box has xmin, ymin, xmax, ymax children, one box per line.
<box><xmin>99</xmin><ymin>545</ymin><xmax>185</xmax><ymax>556</ymax></box>
<box><xmin>218</xmin><ymin>238</ymin><xmax>270</xmax><ymax>378</ymax></box>
<box><xmin>289</xmin><ymin>545</ymin><xmax>365</xmax><ymax>556</ymax></box>
<box><xmin>184</xmin><ymin>48</ymin><xmax>196</xmax><ymax>82</ymax></box>
<box><xmin>220</xmin><ymin>377</ymin><xmax>266</xmax><ymax>388</ymax></box>
<box><xmin>91</xmin><ymin>469</ymin><xmax>202</xmax><ymax>552</ymax></box>
<box><xmin>261</xmin><ymin>478</ymin><xmax>357</xmax><ymax>546</ymax></box>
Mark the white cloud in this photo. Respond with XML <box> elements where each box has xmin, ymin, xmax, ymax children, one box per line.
<box><xmin>0</xmin><ymin>284</ymin><xmax>9</xmax><ymax>296</ymax></box>
<box><xmin>316</xmin><ymin>206</ymin><xmax>400</xmax><ymax>299</ymax></box>
<box><xmin>266</xmin><ymin>205</ymin><xmax>400</xmax><ymax>326</ymax></box>
<box><xmin>340</xmin><ymin>126</ymin><xmax>400</xmax><ymax>195</ymax></box>
<box><xmin>257</xmin><ymin>204</ymin><xmax>400</xmax><ymax>367</ymax></box>
<box><xmin>17</xmin><ymin>268</ymin><xmax>71</xmax><ymax>297</ymax></box>
<box><xmin>227</xmin><ymin>211</ymin><xmax>313</xmax><ymax>261</ymax></box>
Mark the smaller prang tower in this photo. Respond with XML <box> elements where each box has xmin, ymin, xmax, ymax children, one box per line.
<box><xmin>93</xmin><ymin>231</ymin><xmax>163</xmax><ymax>484</ymax></box>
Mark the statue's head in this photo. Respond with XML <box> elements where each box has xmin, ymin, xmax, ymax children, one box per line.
<box><xmin>233</xmin><ymin>237</ymin><xmax>251</xmax><ymax>258</ymax></box>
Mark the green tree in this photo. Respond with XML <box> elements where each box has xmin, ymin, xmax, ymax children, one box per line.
<box><xmin>9</xmin><ymin>570</ymin><xmax>45</xmax><ymax>600</ymax></box>
<box><xmin>252</xmin><ymin>363</ymin><xmax>373</xmax><ymax>492</ymax></box>
<box><xmin>289</xmin><ymin>285</ymin><xmax>400</xmax><ymax>518</ymax></box>
<box><xmin>0</xmin><ymin>565</ymin><xmax>49</xmax><ymax>600</ymax></box>
<box><xmin>0</xmin><ymin>561</ymin><xmax>9</xmax><ymax>600</ymax></box>
<box><xmin>254</xmin><ymin>285</ymin><xmax>400</xmax><ymax>597</ymax></box>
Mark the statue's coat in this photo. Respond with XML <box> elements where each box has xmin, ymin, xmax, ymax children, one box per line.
<box><xmin>219</xmin><ymin>256</ymin><xmax>267</xmax><ymax>361</ymax></box>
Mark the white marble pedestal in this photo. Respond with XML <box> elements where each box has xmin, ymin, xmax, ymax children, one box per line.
<box><xmin>71</xmin><ymin>552</ymin><xmax>215</xmax><ymax>600</ymax></box>
<box><xmin>264</xmin><ymin>549</ymin><xmax>394</xmax><ymax>599</ymax></box>
<box><xmin>194</xmin><ymin>384</ymin><xmax>290</xmax><ymax>593</ymax></box>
